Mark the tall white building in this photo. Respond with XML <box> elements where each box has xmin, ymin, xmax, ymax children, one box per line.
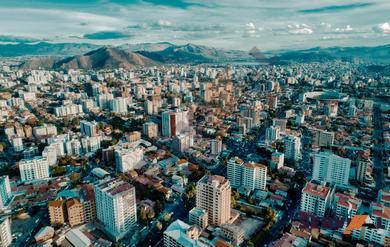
<box><xmin>110</xmin><ymin>97</ymin><xmax>128</xmax><ymax>114</ymax></box>
<box><xmin>284</xmin><ymin>135</ymin><xmax>301</xmax><ymax>162</ymax></box>
<box><xmin>0</xmin><ymin>217</ymin><xmax>12</xmax><ymax>247</ymax></box>
<box><xmin>0</xmin><ymin>176</ymin><xmax>11</xmax><ymax>210</ymax></box>
<box><xmin>242</xmin><ymin>162</ymin><xmax>267</xmax><ymax>191</ymax></box>
<box><xmin>227</xmin><ymin>157</ymin><xmax>244</xmax><ymax>188</ymax></box>
<box><xmin>196</xmin><ymin>175</ymin><xmax>231</xmax><ymax>226</ymax></box>
<box><xmin>172</xmin><ymin>134</ymin><xmax>193</xmax><ymax>153</ymax></box>
<box><xmin>312</xmin><ymin>152</ymin><xmax>351</xmax><ymax>185</ymax></box>
<box><xmin>80</xmin><ymin>120</ymin><xmax>98</xmax><ymax>137</ymax></box>
<box><xmin>313</xmin><ymin>129</ymin><xmax>334</xmax><ymax>147</ymax></box>
<box><xmin>227</xmin><ymin>157</ymin><xmax>267</xmax><ymax>191</ymax></box>
<box><xmin>300</xmin><ymin>181</ymin><xmax>333</xmax><ymax>217</ymax></box>
<box><xmin>54</xmin><ymin>104</ymin><xmax>83</xmax><ymax>117</ymax></box>
<box><xmin>19</xmin><ymin>156</ymin><xmax>50</xmax><ymax>182</ymax></box>
<box><xmin>94</xmin><ymin>179</ymin><xmax>137</xmax><ymax>241</ymax></box>
<box><xmin>265</xmin><ymin>126</ymin><xmax>280</xmax><ymax>144</ymax></box>
<box><xmin>161</xmin><ymin>109</ymin><xmax>189</xmax><ymax>137</ymax></box>
<box><xmin>115</xmin><ymin>145</ymin><xmax>144</xmax><ymax>173</ymax></box>
<box><xmin>210</xmin><ymin>137</ymin><xmax>223</xmax><ymax>155</ymax></box>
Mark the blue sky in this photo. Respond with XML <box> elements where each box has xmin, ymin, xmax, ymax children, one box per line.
<box><xmin>0</xmin><ymin>0</ymin><xmax>389</xmax><ymax>50</ymax></box>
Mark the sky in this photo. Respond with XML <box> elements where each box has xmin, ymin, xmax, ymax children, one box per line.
<box><xmin>0</xmin><ymin>0</ymin><xmax>389</xmax><ymax>51</ymax></box>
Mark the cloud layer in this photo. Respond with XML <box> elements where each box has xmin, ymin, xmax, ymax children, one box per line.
<box><xmin>0</xmin><ymin>0</ymin><xmax>388</xmax><ymax>50</ymax></box>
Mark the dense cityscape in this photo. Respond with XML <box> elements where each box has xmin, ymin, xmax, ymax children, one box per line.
<box><xmin>0</xmin><ymin>58</ymin><xmax>388</xmax><ymax>247</ymax></box>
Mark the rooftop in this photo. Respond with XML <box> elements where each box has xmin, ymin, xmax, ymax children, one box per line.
<box><xmin>302</xmin><ymin>182</ymin><xmax>330</xmax><ymax>199</ymax></box>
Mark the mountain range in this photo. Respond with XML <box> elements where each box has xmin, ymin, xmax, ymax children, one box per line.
<box><xmin>2</xmin><ymin>42</ymin><xmax>389</xmax><ymax>70</ymax></box>
<box><xmin>21</xmin><ymin>47</ymin><xmax>158</xmax><ymax>70</ymax></box>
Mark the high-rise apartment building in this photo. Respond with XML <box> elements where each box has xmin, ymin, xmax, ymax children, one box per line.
<box><xmin>265</xmin><ymin>126</ymin><xmax>280</xmax><ymax>144</ymax></box>
<box><xmin>227</xmin><ymin>157</ymin><xmax>244</xmax><ymax>188</ymax></box>
<box><xmin>0</xmin><ymin>176</ymin><xmax>11</xmax><ymax>210</ymax></box>
<box><xmin>94</xmin><ymin>179</ymin><xmax>137</xmax><ymax>241</ymax></box>
<box><xmin>312</xmin><ymin>152</ymin><xmax>351</xmax><ymax>185</ymax></box>
<box><xmin>313</xmin><ymin>129</ymin><xmax>334</xmax><ymax>147</ymax></box>
<box><xmin>66</xmin><ymin>198</ymin><xmax>84</xmax><ymax>227</ymax></box>
<box><xmin>357</xmin><ymin>159</ymin><xmax>370</xmax><ymax>183</ymax></box>
<box><xmin>196</xmin><ymin>175</ymin><xmax>231</xmax><ymax>226</ymax></box>
<box><xmin>110</xmin><ymin>97</ymin><xmax>128</xmax><ymax>114</ymax></box>
<box><xmin>19</xmin><ymin>156</ymin><xmax>50</xmax><ymax>182</ymax></box>
<box><xmin>80</xmin><ymin>120</ymin><xmax>98</xmax><ymax>137</ymax></box>
<box><xmin>284</xmin><ymin>135</ymin><xmax>301</xmax><ymax>162</ymax></box>
<box><xmin>300</xmin><ymin>181</ymin><xmax>333</xmax><ymax>217</ymax></box>
<box><xmin>115</xmin><ymin>144</ymin><xmax>144</xmax><ymax>173</ymax></box>
<box><xmin>142</xmin><ymin>122</ymin><xmax>158</xmax><ymax>138</ymax></box>
<box><xmin>242</xmin><ymin>162</ymin><xmax>267</xmax><ymax>191</ymax></box>
<box><xmin>0</xmin><ymin>217</ymin><xmax>12</xmax><ymax>247</ymax></box>
<box><xmin>210</xmin><ymin>137</ymin><xmax>223</xmax><ymax>155</ymax></box>
<box><xmin>227</xmin><ymin>157</ymin><xmax>267</xmax><ymax>191</ymax></box>
<box><xmin>161</xmin><ymin>109</ymin><xmax>189</xmax><ymax>137</ymax></box>
<box><xmin>48</xmin><ymin>200</ymin><xmax>66</xmax><ymax>226</ymax></box>
<box><xmin>272</xmin><ymin>118</ymin><xmax>287</xmax><ymax>133</ymax></box>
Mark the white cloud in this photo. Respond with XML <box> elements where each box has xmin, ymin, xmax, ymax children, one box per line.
<box><xmin>246</xmin><ymin>22</ymin><xmax>256</xmax><ymax>30</ymax></box>
<box><xmin>156</xmin><ymin>19</ymin><xmax>172</xmax><ymax>27</ymax></box>
<box><xmin>289</xmin><ymin>27</ymin><xmax>313</xmax><ymax>34</ymax></box>
<box><xmin>334</xmin><ymin>25</ymin><xmax>353</xmax><ymax>33</ymax></box>
<box><xmin>374</xmin><ymin>22</ymin><xmax>390</xmax><ymax>33</ymax></box>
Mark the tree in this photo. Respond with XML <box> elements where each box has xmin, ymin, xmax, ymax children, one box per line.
<box><xmin>52</xmin><ymin>166</ymin><xmax>66</xmax><ymax>176</ymax></box>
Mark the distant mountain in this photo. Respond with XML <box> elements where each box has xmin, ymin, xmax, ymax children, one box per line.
<box><xmin>0</xmin><ymin>42</ymin><xmax>99</xmax><ymax>57</ymax></box>
<box><xmin>20</xmin><ymin>47</ymin><xmax>159</xmax><ymax>70</ymax></box>
<box><xmin>118</xmin><ymin>42</ymin><xmax>174</xmax><ymax>52</ymax></box>
<box><xmin>5</xmin><ymin>41</ymin><xmax>390</xmax><ymax>68</ymax></box>
<box><xmin>139</xmin><ymin>43</ymin><xmax>253</xmax><ymax>63</ymax></box>
<box><xmin>272</xmin><ymin>45</ymin><xmax>390</xmax><ymax>64</ymax></box>
<box><xmin>248</xmin><ymin>47</ymin><xmax>269</xmax><ymax>64</ymax></box>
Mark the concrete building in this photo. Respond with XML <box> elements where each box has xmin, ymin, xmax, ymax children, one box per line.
<box><xmin>54</xmin><ymin>104</ymin><xmax>83</xmax><ymax>117</ymax></box>
<box><xmin>357</xmin><ymin>160</ymin><xmax>370</xmax><ymax>183</ymax></box>
<box><xmin>19</xmin><ymin>156</ymin><xmax>50</xmax><ymax>182</ymax></box>
<box><xmin>189</xmin><ymin>207</ymin><xmax>208</xmax><ymax>229</ymax></box>
<box><xmin>163</xmin><ymin>219</ymin><xmax>210</xmax><ymax>247</ymax></box>
<box><xmin>333</xmin><ymin>192</ymin><xmax>362</xmax><ymax>219</ymax></box>
<box><xmin>284</xmin><ymin>135</ymin><xmax>301</xmax><ymax>162</ymax></box>
<box><xmin>0</xmin><ymin>176</ymin><xmax>11</xmax><ymax>210</ymax></box>
<box><xmin>313</xmin><ymin>129</ymin><xmax>334</xmax><ymax>147</ymax></box>
<box><xmin>94</xmin><ymin>179</ymin><xmax>137</xmax><ymax>241</ymax></box>
<box><xmin>312</xmin><ymin>152</ymin><xmax>351</xmax><ymax>185</ymax></box>
<box><xmin>80</xmin><ymin>120</ymin><xmax>98</xmax><ymax>137</ymax></box>
<box><xmin>161</xmin><ymin>109</ymin><xmax>189</xmax><ymax>137</ymax></box>
<box><xmin>227</xmin><ymin>157</ymin><xmax>245</xmax><ymax>188</ymax></box>
<box><xmin>196</xmin><ymin>175</ymin><xmax>231</xmax><ymax>226</ymax></box>
<box><xmin>0</xmin><ymin>217</ymin><xmax>12</xmax><ymax>247</ymax></box>
<box><xmin>300</xmin><ymin>181</ymin><xmax>333</xmax><ymax>217</ymax></box>
<box><xmin>115</xmin><ymin>144</ymin><xmax>144</xmax><ymax>173</ymax></box>
<box><xmin>271</xmin><ymin>151</ymin><xmax>284</xmax><ymax>170</ymax></box>
<box><xmin>242</xmin><ymin>162</ymin><xmax>267</xmax><ymax>191</ymax></box>
<box><xmin>172</xmin><ymin>133</ymin><xmax>193</xmax><ymax>153</ymax></box>
<box><xmin>48</xmin><ymin>200</ymin><xmax>66</xmax><ymax>226</ymax></box>
<box><xmin>210</xmin><ymin>137</ymin><xmax>223</xmax><ymax>155</ymax></box>
<box><xmin>110</xmin><ymin>97</ymin><xmax>128</xmax><ymax>114</ymax></box>
<box><xmin>66</xmin><ymin>198</ymin><xmax>84</xmax><ymax>227</ymax></box>
<box><xmin>265</xmin><ymin>126</ymin><xmax>280</xmax><ymax>144</ymax></box>
<box><xmin>143</xmin><ymin>122</ymin><xmax>158</xmax><ymax>138</ymax></box>
<box><xmin>272</xmin><ymin>118</ymin><xmax>287</xmax><ymax>134</ymax></box>
<box><xmin>220</xmin><ymin>223</ymin><xmax>245</xmax><ymax>246</ymax></box>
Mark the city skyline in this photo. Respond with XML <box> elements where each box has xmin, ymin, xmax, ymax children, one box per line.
<box><xmin>0</xmin><ymin>0</ymin><xmax>389</xmax><ymax>50</ymax></box>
